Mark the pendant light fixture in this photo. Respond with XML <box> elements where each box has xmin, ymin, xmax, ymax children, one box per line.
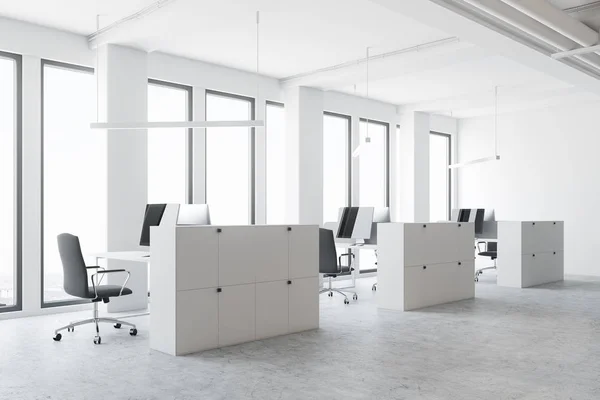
<box><xmin>352</xmin><ymin>47</ymin><xmax>372</xmax><ymax>158</ymax></box>
<box><xmin>448</xmin><ymin>86</ymin><xmax>501</xmax><ymax>169</ymax></box>
<box><xmin>90</xmin><ymin>11</ymin><xmax>265</xmax><ymax>130</ymax></box>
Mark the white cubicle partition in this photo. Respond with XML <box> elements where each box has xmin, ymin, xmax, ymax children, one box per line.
<box><xmin>377</xmin><ymin>222</ymin><xmax>475</xmax><ymax>311</ymax></box>
<box><xmin>150</xmin><ymin>224</ymin><xmax>319</xmax><ymax>356</ymax></box>
<box><xmin>497</xmin><ymin>221</ymin><xmax>564</xmax><ymax>288</ymax></box>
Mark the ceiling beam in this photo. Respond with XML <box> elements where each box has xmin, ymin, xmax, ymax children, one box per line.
<box><xmin>88</xmin><ymin>0</ymin><xmax>178</xmax><ymax>49</ymax></box>
<box><xmin>368</xmin><ymin>0</ymin><xmax>600</xmax><ymax>96</ymax></box>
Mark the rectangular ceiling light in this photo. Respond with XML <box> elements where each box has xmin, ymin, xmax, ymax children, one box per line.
<box><xmin>448</xmin><ymin>155</ymin><xmax>500</xmax><ymax>169</ymax></box>
<box><xmin>90</xmin><ymin>120</ymin><xmax>265</xmax><ymax>130</ymax></box>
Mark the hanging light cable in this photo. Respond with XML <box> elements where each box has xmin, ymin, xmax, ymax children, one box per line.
<box><xmin>353</xmin><ymin>47</ymin><xmax>371</xmax><ymax>158</ymax></box>
<box><xmin>90</xmin><ymin>11</ymin><xmax>264</xmax><ymax>130</ymax></box>
<box><xmin>449</xmin><ymin>86</ymin><xmax>501</xmax><ymax>169</ymax></box>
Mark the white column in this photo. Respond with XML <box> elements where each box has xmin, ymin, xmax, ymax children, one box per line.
<box><xmin>21</xmin><ymin>55</ymin><xmax>42</xmax><ymax>312</ymax></box>
<box><xmin>284</xmin><ymin>87</ymin><xmax>324</xmax><ymax>225</ymax></box>
<box><xmin>99</xmin><ymin>45</ymin><xmax>149</xmax><ymax>312</ymax></box>
<box><xmin>398</xmin><ymin>111</ymin><xmax>430</xmax><ymax>222</ymax></box>
<box><xmin>192</xmin><ymin>86</ymin><xmax>206</xmax><ymax>204</ymax></box>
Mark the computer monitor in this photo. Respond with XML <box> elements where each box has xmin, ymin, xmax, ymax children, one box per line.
<box><xmin>336</xmin><ymin>207</ymin><xmax>374</xmax><ymax>240</ymax></box>
<box><xmin>177</xmin><ymin>204</ymin><xmax>211</xmax><ymax>225</ymax></box>
<box><xmin>451</xmin><ymin>208</ymin><xmax>493</xmax><ymax>235</ymax></box>
<box><xmin>139</xmin><ymin>204</ymin><xmax>167</xmax><ymax>247</ymax></box>
<box><xmin>372</xmin><ymin>207</ymin><xmax>391</xmax><ymax>223</ymax></box>
<box><xmin>364</xmin><ymin>207</ymin><xmax>391</xmax><ymax>245</ymax></box>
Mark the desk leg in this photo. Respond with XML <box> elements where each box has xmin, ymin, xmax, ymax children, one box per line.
<box><xmin>106</xmin><ymin>261</ymin><xmax>149</xmax><ymax>314</ymax></box>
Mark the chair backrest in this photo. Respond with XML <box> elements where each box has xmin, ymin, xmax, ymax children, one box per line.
<box><xmin>56</xmin><ymin>233</ymin><xmax>90</xmax><ymax>299</ymax></box>
<box><xmin>487</xmin><ymin>241</ymin><xmax>497</xmax><ymax>252</ymax></box>
<box><xmin>319</xmin><ymin>228</ymin><xmax>340</xmax><ymax>274</ymax></box>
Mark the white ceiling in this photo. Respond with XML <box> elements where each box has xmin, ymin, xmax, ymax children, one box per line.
<box><xmin>2</xmin><ymin>0</ymin><xmax>600</xmax><ymax>117</ymax></box>
<box><xmin>0</xmin><ymin>0</ymin><xmax>158</xmax><ymax>34</ymax></box>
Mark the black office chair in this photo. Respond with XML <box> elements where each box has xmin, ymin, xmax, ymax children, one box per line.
<box><xmin>475</xmin><ymin>241</ymin><xmax>497</xmax><ymax>282</ymax></box>
<box><xmin>53</xmin><ymin>233</ymin><xmax>137</xmax><ymax>344</ymax></box>
<box><xmin>319</xmin><ymin>228</ymin><xmax>358</xmax><ymax>304</ymax></box>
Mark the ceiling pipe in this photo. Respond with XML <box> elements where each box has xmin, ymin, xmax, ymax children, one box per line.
<box><xmin>463</xmin><ymin>0</ymin><xmax>575</xmax><ymax>49</ymax></box>
<box><xmin>463</xmin><ymin>0</ymin><xmax>600</xmax><ymax>70</ymax></box>
<box><xmin>564</xmin><ymin>1</ymin><xmax>600</xmax><ymax>14</ymax></box>
<box><xmin>501</xmin><ymin>0</ymin><xmax>599</xmax><ymax>46</ymax></box>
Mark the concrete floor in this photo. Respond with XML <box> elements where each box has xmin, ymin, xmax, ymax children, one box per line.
<box><xmin>1</xmin><ymin>274</ymin><xmax>600</xmax><ymax>400</ymax></box>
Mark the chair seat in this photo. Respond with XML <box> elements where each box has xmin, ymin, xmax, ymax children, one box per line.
<box><xmin>323</xmin><ymin>266</ymin><xmax>353</xmax><ymax>278</ymax></box>
<box><xmin>479</xmin><ymin>251</ymin><xmax>497</xmax><ymax>258</ymax></box>
<box><xmin>87</xmin><ymin>285</ymin><xmax>133</xmax><ymax>299</ymax></box>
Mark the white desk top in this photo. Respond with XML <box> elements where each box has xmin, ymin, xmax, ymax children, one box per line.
<box><xmin>335</xmin><ymin>243</ymin><xmax>378</xmax><ymax>250</ymax></box>
<box><xmin>90</xmin><ymin>251</ymin><xmax>151</xmax><ymax>263</ymax></box>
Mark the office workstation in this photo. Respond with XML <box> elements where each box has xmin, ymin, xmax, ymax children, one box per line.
<box><xmin>3</xmin><ymin>1</ymin><xmax>600</xmax><ymax>398</ymax></box>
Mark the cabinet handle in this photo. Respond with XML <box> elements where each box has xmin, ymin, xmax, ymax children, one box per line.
<box><xmin>287</xmin><ymin>280</ymin><xmax>292</xmax><ymax>285</ymax></box>
<box><xmin>217</xmin><ymin>228</ymin><xmax>222</xmax><ymax>233</ymax></box>
<box><xmin>532</xmin><ymin>254</ymin><xmax>535</xmax><ymax>257</ymax></box>
<box><xmin>458</xmin><ymin>223</ymin><xmax>462</xmax><ymax>227</ymax></box>
<box><xmin>553</xmin><ymin>222</ymin><xmax>556</xmax><ymax>225</ymax></box>
<box><xmin>422</xmin><ymin>266</ymin><xmax>427</xmax><ymax>270</ymax></box>
<box><xmin>532</xmin><ymin>222</ymin><xmax>536</xmax><ymax>226</ymax></box>
<box><xmin>216</xmin><ymin>288</ymin><xmax>222</xmax><ymax>293</ymax></box>
<box><xmin>423</xmin><ymin>224</ymin><xmax>427</xmax><ymax>228</ymax></box>
<box><xmin>554</xmin><ymin>252</ymin><xmax>556</xmax><ymax>255</ymax></box>
<box><xmin>458</xmin><ymin>262</ymin><xmax>462</xmax><ymax>266</ymax></box>
<box><xmin>287</xmin><ymin>227</ymin><xmax>292</xmax><ymax>232</ymax></box>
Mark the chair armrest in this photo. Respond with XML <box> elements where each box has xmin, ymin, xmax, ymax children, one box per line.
<box><xmin>90</xmin><ymin>269</ymin><xmax>130</xmax><ymax>299</ymax></box>
<box><xmin>86</xmin><ymin>266</ymin><xmax>105</xmax><ymax>284</ymax></box>
<box><xmin>476</xmin><ymin>241</ymin><xmax>487</xmax><ymax>253</ymax></box>
<box><xmin>338</xmin><ymin>253</ymin><xmax>355</xmax><ymax>270</ymax></box>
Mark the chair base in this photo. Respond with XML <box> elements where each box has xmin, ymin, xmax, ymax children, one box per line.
<box><xmin>475</xmin><ymin>265</ymin><xmax>497</xmax><ymax>282</ymax></box>
<box><xmin>372</xmin><ymin>282</ymin><xmax>377</xmax><ymax>291</ymax></box>
<box><xmin>53</xmin><ymin>301</ymin><xmax>137</xmax><ymax>344</ymax></box>
<box><xmin>320</xmin><ymin>277</ymin><xmax>358</xmax><ymax>304</ymax></box>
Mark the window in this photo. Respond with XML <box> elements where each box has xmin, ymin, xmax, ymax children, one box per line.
<box><xmin>357</xmin><ymin>119</ymin><xmax>390</xmax><ymax>272</ymax></box>
<box><xmin>147</xmin><ymin>80</ymin><xmax>192</xmax><ymax>204</ymax></box>
<box><xmin>42</xmin><ymin>61</ymin><xmax>100</xmax><ymax>305</ymax></box>
<box><xmin>358</xmin><ymin>119</ymin><xmax>389</xmax><ymax>208</ymax></box>
<box><xmin>323</xmin><ymin>112</ymin><xmax>351</xmax><ymax>223</ymax></box>
<box><xmin>266</xmin><ymin>101</ymin><xmax>286</xmax><ymax>224</ymax></box>
<box><xmin>430</xmin><ymin>132</ymin><xmax>451</xmax><ymax>222</ymax></box>
<box><xmin>0</xmin><ymin>52</ymin><xmax>21</xmax><ymax>312</ymax></box>
<box><xmin>205</xmin><ymin>91</ymin><xmax>255</xmax><ymax>225</ymax></box>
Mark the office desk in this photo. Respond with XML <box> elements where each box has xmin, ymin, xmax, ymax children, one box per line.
<box><xmin>91</xmin><ymin>251</ymin><xmax>151</xmax><ymax>264</ymax></box>
<box><xmin>335</xmin><ymin>243</ymin><xmax>377</xmax><ymax>250</ymax></box>
<box><xmin>90</xmin><ymin>251</ymin><xmax>151</xmax><ymax>315</ymax></box>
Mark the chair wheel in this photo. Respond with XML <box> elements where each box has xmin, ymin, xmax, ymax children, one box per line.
<box><xmin>353</xmin><ymin>294</ymin><xmax>358</xmax><ymax>301</ymax></box>
<box><xmin>53</xmin><ymin>333</ymin><xmax>62</xmax><ymax>342</ymax></box>
<box><xmin>372</xmin><ymin>285</ymin><xmax>377</xmax><ymax>291</ymax></box>
<box><xmin>344</xmin><ymin>299</ymin><xmax>349</xmax><ymax>304</ymax></box>
<box><xmin>114</xmin><ymin>323</ymin><xmax>121</xmax><ymax>329</ymax></box>
<box><xmin>94</xmin><ymin>336</ymin><xmax>101</xmax><ymax>345</ymax></box>
<box><xmin>328</xmin><ymin>292</ymin><xmax>333</xmax><ymax>297</ymax></box>
<box><xmin>474</xmin><ymin>277</ymin><xmax>479</xmax><ymax>282</ymax></box>
<box><xmin>67</xmin><ymin>326</ymin><xmax>74</xmax><ymax>332</ymax></box>
<box><xmin>130</xmin><ymin>328</ymin><xmax>137</xmax><ymax>336</ymax></box>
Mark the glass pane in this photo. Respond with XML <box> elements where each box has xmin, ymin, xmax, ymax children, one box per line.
<box><xmin>43</xmin><ymin>64</ymin><xmax>102</xmax><ymax>303</ymax></box>
<box><xmin>358</xmin><ymin>120</ymin><xmax>387</xmax><ymax>208</ymax></box>
<box><xmin>148</xmin><ymin>83</ymin><xmax>188</xmax><ymax>204</ymax></box>
<box><xmin>430</xmin><ymin>134</ymin><xmax>450</xmax><ymax>222</ymax></box>
<box><xmin>266</xmin><ymin>103</ymin><xmax>286</xmax><ymax>224</ymax></box>
<box><xmin>358</xmin><ymin>120</ymin><xmax>388</xmax><ymax>271</ymax></box>
<box><xmin>0</xmin><ymin>57</ymin><xmax>16</xmax><ymax>308</ymax></box>
<box><xmin>323</xmin><ymin>114</ymin><xmax>349</xmax><ymax>223</ymax></box>
<box><xmin>206</xmin><ymin>92</ymin><xmax>252</xmax><ymax>225</ymax></box>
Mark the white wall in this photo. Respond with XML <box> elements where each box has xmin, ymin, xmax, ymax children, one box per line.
<box><xmin>458</xmin><ymin>102</ymin><xmax>600</xmax><ymax>276</ymax></box>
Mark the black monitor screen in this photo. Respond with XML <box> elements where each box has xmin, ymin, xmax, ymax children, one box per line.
<box><xmin>139</xmin><ymin>204</ymin><xmax>167</xmax><ymax>246</ymax></box>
